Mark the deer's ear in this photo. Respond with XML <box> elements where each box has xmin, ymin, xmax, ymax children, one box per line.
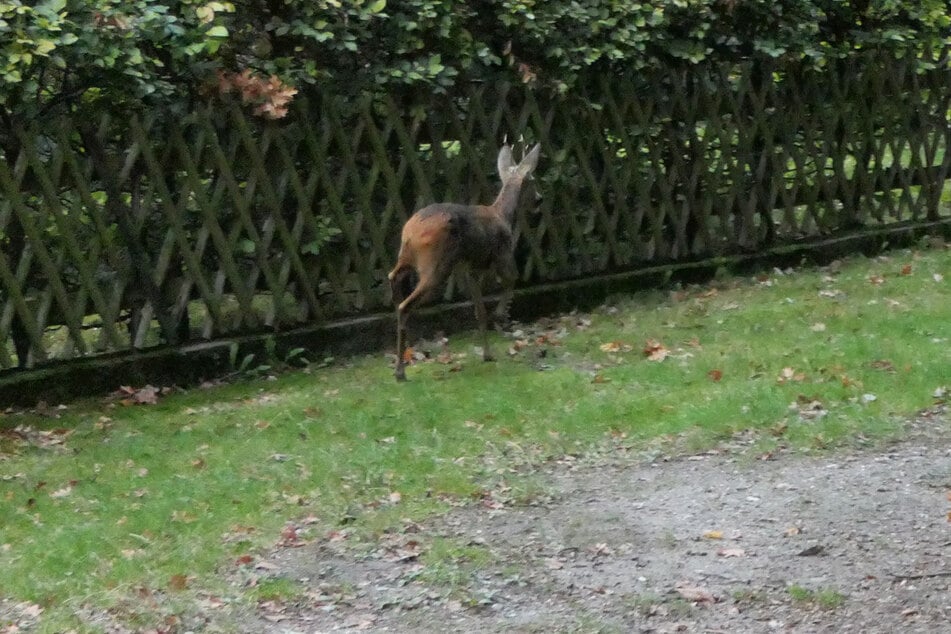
<box><xmin>497</xmin><ymin>145</ymin><xmax>515</xmax><ymax>178</ymax></box>
<box><xmin>517</xmin><ymin>143</ymin><xmax>541</xmax><ymax>176</ymax></box>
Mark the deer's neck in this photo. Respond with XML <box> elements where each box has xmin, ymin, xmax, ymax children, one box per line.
<box><xmin>491</xmin><ymin>178</ymin><xmax>524</xmax><ymax>224</ymax></box>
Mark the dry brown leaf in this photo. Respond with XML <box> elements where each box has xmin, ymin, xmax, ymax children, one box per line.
<box><xmin>49</xmin><ymin>482</ymin><xmax>74</xmax><ymax>498</ymax></box>
<box><xmin>117</xmin><ymin>385</ymin><xmax>160</xmax><ymax>405</ymax></box>
<box><xmin>169</xmin><ymin>574</ymin><xmax>189</xmax><ymax>591</ymax></box>
<box><xmin>794</xmin><ymin>395</ymin><xmax>827</xmax><ymax>420</ymax></box>
<box><xmin>707</xmin><ymin>369</ymin><xmax>723</xmax><ymax>382</ymax></box>
<box><xmin>643</xmin><ymin>339</ymin><xmax>669</xmax><ymax>362</ymax></box>
<box><xmin>899</xmin><ymin>263</ymin><xmax>912</xmax><ymax>276</ymax></box>
<box><xmin>674</xmin><ymin>581</ymin><xmax>717</xmax><ymax>605</ymax></box>
<box><xmin>777</xmin><ymin>367</ymin><xmax>806</xmax><ymax>384</ymax></box>
<box><xmin>383</xmin><ymin>539</ymin><xmax>422</xmax><ymax>563</ymax></box>
<box><xmin>869</xmin><ymin>274</ymin><xmax>885</xmax><ymax>285</ymax></box>
<box><xmin>717</xmin><ymin>547</ymin><xmax>745</xmax><ymax>558</ymax></box>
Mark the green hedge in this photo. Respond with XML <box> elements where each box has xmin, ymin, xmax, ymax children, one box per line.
<box><xmin>2</xmin><ymin>0</ymin><xmax>949</xmax><ymax>122</ymax></box>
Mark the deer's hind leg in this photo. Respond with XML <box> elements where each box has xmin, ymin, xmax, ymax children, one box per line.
<box><xmin>393</xmin><ymin>255</ymin><xmax>455</xmax><ymax>381</ymax></box>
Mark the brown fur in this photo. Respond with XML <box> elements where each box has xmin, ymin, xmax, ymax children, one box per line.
<box><xmin>388</xmin><ymin>143</ymin><xmax>541</xmax><ymax>381</ymax></box>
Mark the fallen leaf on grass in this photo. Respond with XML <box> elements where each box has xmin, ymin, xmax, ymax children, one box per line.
<box><xmin>169</xmin><ymin>574</ymin><xmax>189</xmax><ymax>591</ymax></box>
<box><xmin>171</xmin><ymin>510</ymin><xmax>197</xmax><ymax>523</ymax></box>
<box><xmin>869</xmin><ymin>274</ymin><xmax>885</xmax><ymax>285</ymax></box>
<box><xmin>643</xmin><ymin>339</ymin><xmax>669</xmax><ymax>362</ymax></box>
<box><xmin>5</xmin><ymin>426</ymin><xmax>73</xmax><ymax>451</ymax></box>
<box><xmin>793</xmin><ymin>395</ymin><xmax>827</xmax><ymax>420</ymax></box>
<box><xmin>777</xmin><ymin>367</ymin><xmax>806</xmax><ymax>384</ymax></box>
<box><xmin>49</xmin><ymin>482</ymin><xmax>75</xmax><ymax>498</ymax></box>
<box><xmin>116</xmin><ymin>385</ymin><xmax>161</xmax><ymax>405</ymax></box>
<box><xmin>599</xmin><ymin>341</ymin><xmax>632</xmax><ymax>353</ymax></box>
<box><xmin>707</xmin><ymin>369</ymin><xmax>723</xmax><ymax>382</ymax></box>
<box><xmin>200</xmin><ymin>595</ymin><xmax>227</xmax><ymax>609</ymax></box>
<box><xmin>899</xmin><ymin>263</ymin><xmax>913</xmax><ymax>276</ymax></box>
<box><xmin>870</xmin><ymin>359</ymin><xmax>895</xmax><ymax>372</ymax></box>
<box><xmin>276</xmin><ymin>525</ymin><xmax>306</xmax><ymax>548</ymax></box>
<box><xmin>591</xmin><ymin>373</ymin><xmax>610</xmax><ymax>384</ymax></box>
<box><xmin>327</xmin><ymin>530</ymin><xmax>350</xmax><ymax>542</ymax></box>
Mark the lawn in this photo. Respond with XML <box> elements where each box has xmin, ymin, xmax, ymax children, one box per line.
<box><xmin>1</xmin><ymin>243</ymin><xmax>949</xmax><ymax>631</ymax></box>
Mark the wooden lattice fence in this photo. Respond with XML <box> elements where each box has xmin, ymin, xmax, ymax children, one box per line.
<box><xmin>1</xmin><ymin>50</ymin><xmax>950</xmax><ymax>371</ymax></box>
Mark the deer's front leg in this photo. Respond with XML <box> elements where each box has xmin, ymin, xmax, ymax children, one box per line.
<box><xmin>467</xmin><ymin>270</ymin><xmax>494</xmax><ymax>362</ymax></box>
<box><xmin>492</xmin><ymin>253</ymin><xmax>518</xmax><ymax>330</ymax></box>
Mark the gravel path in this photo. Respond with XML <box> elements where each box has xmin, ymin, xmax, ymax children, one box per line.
<box><xmin>257</xmin><ymin>407</ymin><xmax>951</xmax><ymax>633</ymax></box>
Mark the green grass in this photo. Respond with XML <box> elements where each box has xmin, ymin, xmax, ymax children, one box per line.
<box><xmin>788</xmin><ymin>585</ymin><xmax>846</xmax><ymax>610</ymax></box>
<box><xmin>1</xmin><ymin>244</ymin><xmax>949</xmax><ymax>630</ymax></box>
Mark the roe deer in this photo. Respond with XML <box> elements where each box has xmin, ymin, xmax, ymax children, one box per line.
<box><xmin>388</xmin><ymin>142</ymin><xmax>541</xmax><ymax>381</ymax></box>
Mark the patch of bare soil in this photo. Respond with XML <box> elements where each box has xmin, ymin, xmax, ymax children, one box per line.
<box><xmin>251</xmin><ymin>407</ymin><xmax>951</xmax><ymax>633</ymax></box>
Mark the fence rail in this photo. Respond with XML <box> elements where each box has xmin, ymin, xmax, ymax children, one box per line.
<box><xmin>2</xmin><ymin>50</ymin><xmax>950</xmax><ymax>371</ymax></box>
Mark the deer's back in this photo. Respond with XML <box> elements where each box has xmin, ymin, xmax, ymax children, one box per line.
<box><xmin>408</xmin><ymin>203</ymin><xmax>512</xmax><ymax>271</ymax></box>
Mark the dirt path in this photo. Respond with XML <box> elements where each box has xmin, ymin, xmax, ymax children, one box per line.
<box><xmin>257</xmin><ymin>407</ymin><xmax>951</xmax><ymax>633</ymax></box>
